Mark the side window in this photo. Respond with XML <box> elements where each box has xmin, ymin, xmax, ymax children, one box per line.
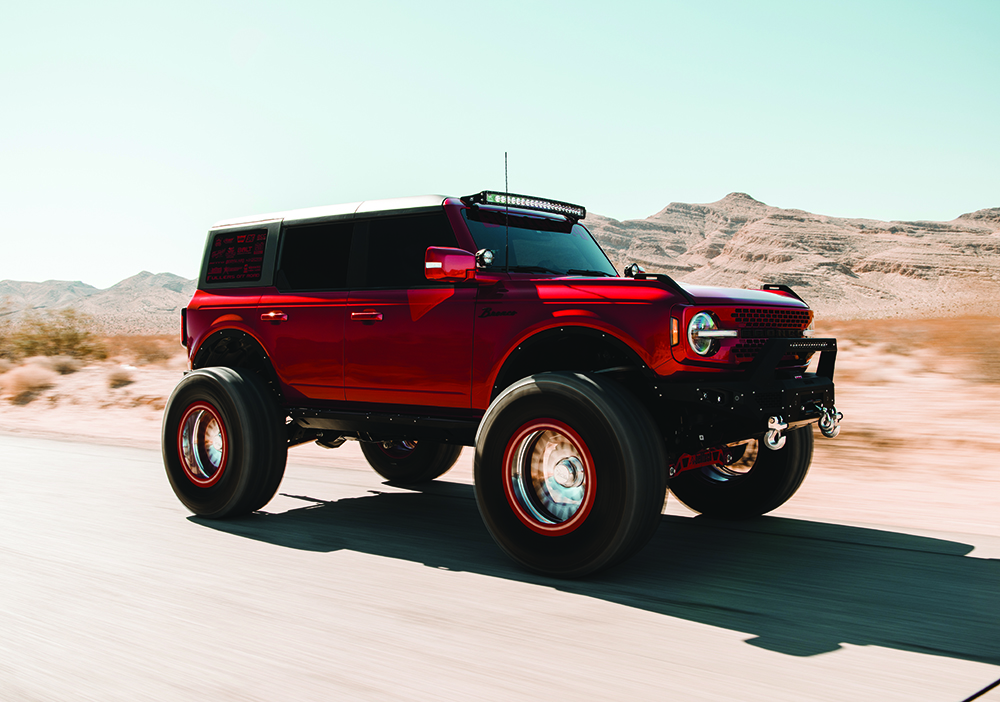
<box><xmin>206</xmin><ymin>228</ymin><xmax>267</xmax><ymax>284</ymax></box>
<box><xmin>363</xmin><ymin>212</ymin><xmax>458</xmax><ymax>288</ymax></box>
<box><xmin>277</xmin><ymin>221</ymin><xmax>354</xmax><ymax>291</ymax></box>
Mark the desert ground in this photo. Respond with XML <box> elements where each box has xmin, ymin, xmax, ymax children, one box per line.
<box><xmin>1</xmin><ymin>319</ymin><xmax>998</xmax><ymax>537</ymax></box>
<box><xmin>2</xmin><ymin>321</ymin><xmax>999</xmax><ymax>701</ymax></box>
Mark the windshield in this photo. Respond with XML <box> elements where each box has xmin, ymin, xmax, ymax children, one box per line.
<box><xmin>462</xmin><ymin>208</ymin><xmax>617</xmax><ymax>277</ymax></box>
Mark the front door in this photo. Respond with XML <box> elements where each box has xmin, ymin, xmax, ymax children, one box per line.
<box><xmin>344</xmin><ymin>212</ymin><xmax>475</xmax><ymax>408</ymax></box>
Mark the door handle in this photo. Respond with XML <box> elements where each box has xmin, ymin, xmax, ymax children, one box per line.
<box><xmin>261</xmin><ymin>311</ymin><xmax>288</xmax><ymax>322</ymax></box>
<box><xmin>351</xmin><ymin>310</ymin><xmax>383</xmax><ymax>322</ymax></box>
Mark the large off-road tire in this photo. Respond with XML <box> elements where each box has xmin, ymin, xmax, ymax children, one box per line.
<box><xmin>474</xmin><ymin>372</ymin><xmax>667</xmax><ymax>578</ymax></box>
<box><xmin>162</xmin><ymin>367</ymin><xmax>287</xmax><ymax>518</ymax></box>
<box><xmin>668</xmin><ymin>426</ymin><xmax>813</xmax><ymax>519</ymax></box>
<box><xmin>360</xmin><ymin>440</ymin><xmax>463</xmax><ymax>484</ymax></box>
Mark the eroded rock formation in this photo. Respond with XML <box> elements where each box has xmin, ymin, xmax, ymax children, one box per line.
<box><xmin>585</xmin><ymin>194</ymin><xmax>1000</xmax><ymax>318</ymax></box>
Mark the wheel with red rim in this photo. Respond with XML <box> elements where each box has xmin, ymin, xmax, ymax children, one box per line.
<box><xmin>475</xmin><ymin>372</ymin><xmax>667</xmax><ymax>578</ymax></box>
<box><xmin>360</xmin><ymin>439</ymin><xmax>462</xmax><ymax>484</ymax></box>
<box><xmin>502</xmin><ymin>419</ymin><xmax>596</xmax><ymax>536</ymax></box>
<box><xmin>162</xmin><ymin>367</ymin><xmax>287</xmax><ymax>518</ymax></box>
<box><xmin>177</xmin><ymin>401</ymin><xmax>228</xmax><ymax>487</ymax></box>
<box><xmin>668</xmin><ymin>427</ymin><xmax>813</xmax><ymax>519</ymax></box>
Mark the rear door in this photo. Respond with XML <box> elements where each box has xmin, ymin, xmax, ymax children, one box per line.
<box><xmin>256</xmin><ymin>219</ymin><xmax>357</xmax><ymax>402</ymax></box>
<box><xmin>344</xmin><ymin>212</ymin><xmax>475</xmax><ymax>409</ymax></box>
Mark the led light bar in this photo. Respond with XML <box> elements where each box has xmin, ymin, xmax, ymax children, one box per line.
<box><xmin>461</xmin><ymin>191</ymin><xmax>586</xmax><ymax>220</ymax></box>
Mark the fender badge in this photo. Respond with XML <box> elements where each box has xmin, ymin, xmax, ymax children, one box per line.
<box><xmin>479</xmin><ymin>307</ymin><xmax>517</xmax><ymax>318</ymax></box>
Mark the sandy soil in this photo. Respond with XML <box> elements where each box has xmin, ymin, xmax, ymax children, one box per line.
<box><xmin>2</xmin><ymin>335</ymin><xmax>998</xmax><ymax>541</ymax></box>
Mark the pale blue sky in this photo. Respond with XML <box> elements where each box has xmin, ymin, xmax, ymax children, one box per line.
<box><xmin>2</xmin><ymin>0</ymin><xmax>997</xmax><ymax>287</ymax></box>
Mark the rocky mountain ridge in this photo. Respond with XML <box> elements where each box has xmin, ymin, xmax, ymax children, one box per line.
<box><xmin>583</xmin><ymin>193</ymin><xmax>1000</xmax><ymax>318</ymax></box>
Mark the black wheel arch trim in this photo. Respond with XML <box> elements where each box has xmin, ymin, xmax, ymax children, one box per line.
<box><xmin>191</xmin><ymin>328</ymin><xmax>284</xmax><ymax>403</ymax></box>
<box><xmin>490</xmin><ymin>325</ymin><xmax>654</xmax><ymax>402</ymax></box>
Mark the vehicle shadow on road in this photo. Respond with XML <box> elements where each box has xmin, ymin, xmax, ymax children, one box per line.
<box><xmin>191</xmin><ymin>481</ymin><xmax>999</xmax><ymax>666</ymax></box>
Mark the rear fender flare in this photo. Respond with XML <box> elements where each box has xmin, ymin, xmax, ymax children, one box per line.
<box><xmin>191</xmin><ymin>328</ymin><xmax>283</xmax><ymax>402</ymax></box>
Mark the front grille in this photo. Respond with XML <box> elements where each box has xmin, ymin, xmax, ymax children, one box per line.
<box><xmin>732</xmin><ymin>338</ymin><xmax>767</xmax><ymax>361</ymax></box>
<box><xmin>729</xmin><ymin>308</ymin><xmax>811</xmax><ymax>328</ymax></box>
<box><xmin>717</xmin><ymin>306</ymin><xmax>813</xmax><ymax>365</ymax></box>
<box><xmin>730</xmin><ymin>339</ymin><xmax>816</xmax><ymax>366</ymax></box>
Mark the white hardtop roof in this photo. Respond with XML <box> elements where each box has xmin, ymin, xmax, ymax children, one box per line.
<box><xmin>212</xmin><ymin>194</ymin><xmax>448</xmax><ymax>229</ymax></box>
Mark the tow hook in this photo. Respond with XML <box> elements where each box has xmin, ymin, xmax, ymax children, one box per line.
<box><xmin>817</xmin><ymin>404</ymin><xmax>844</xmax><ymax>438</ymax></box>
<box><xmin>764</xmin><ymin>416</ymin><xmax>788</xmax><ymax>450</ymax></box>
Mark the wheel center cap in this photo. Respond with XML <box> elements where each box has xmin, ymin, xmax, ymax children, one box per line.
<box><xmin>552</xmin><ymin>456</ymin><xmax>585</xmax><ymax>488</ymax></box>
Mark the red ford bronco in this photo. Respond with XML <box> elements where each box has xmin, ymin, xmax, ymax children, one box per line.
<box><xmin>163</xmin><ymin>191</ymin><xmax>841</xmax><ymax>577</ymax></box>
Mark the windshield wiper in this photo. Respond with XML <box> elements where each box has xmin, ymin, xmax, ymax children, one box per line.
<box><xmin>566</xmin><ymin>269</ymin><xmax>616</xmax><ymax>277</ymax></box>
<box><xmin>506</xmin><ymin>265</ymin><xmax>560</xmax><ymax>274</ymax></box>
<box><xmin>506</xmin><ymin>266</ymin><xmax>616</xmax><ymax>277</ymax></box>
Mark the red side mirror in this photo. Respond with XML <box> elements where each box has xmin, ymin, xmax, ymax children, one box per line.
<box><xmin>425</xmin><ymin>247</ymin><xmax>476</xmax><ymax>282</ymax></box>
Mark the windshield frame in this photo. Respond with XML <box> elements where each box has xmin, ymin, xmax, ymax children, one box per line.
<box><xmin>461</xmin><ymin>206</ymin><xmax>618</xmax><ymax>278</ymax></box>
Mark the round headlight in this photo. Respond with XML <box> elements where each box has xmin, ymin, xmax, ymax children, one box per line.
<box><xmin>687</xmin><ymin>312</ymin><xmax>719</xmax><ymax>356</ymax></box>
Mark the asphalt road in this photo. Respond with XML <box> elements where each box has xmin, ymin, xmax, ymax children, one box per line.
<box><xmin>1</xmin><ymin>433</ymin><xmax>998</xmax><ymax>702</ymax></box>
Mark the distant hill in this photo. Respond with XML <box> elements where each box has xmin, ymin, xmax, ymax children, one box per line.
<box><xmin>0</xmin><ymin>272</ymin><xmax>196</xmax><ymax>335</ymax></box>
<box><xmin>583</xmin><ymin>194</ymin><xmax>1000</xmax><ymax>319</ymax></box>
<box><xmin>3</xmin><ymin>195</ymin><xmax>1000</xmax><ymax>334</ymax></box>
<box><xmin>0</xmin><ymin>279</ymin><xmax>99</xmax><ymax>309</ymax></box>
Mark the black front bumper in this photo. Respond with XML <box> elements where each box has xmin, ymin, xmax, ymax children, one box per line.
<box><xmin>649</xmin><ymin>338</ymin><xmax>838</xmax><ymax>454</ymax></box>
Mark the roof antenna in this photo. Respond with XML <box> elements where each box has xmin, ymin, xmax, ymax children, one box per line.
<box><xmin>504</xmin><ymin>151</ymin><xmax>510</xmax><ymax>274</ymax></box>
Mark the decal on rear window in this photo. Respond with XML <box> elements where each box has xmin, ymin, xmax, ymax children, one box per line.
<box><xmin>206</xmin><ymin>228</ymin><xmax>267</xmax><ymax>283</ymax></box>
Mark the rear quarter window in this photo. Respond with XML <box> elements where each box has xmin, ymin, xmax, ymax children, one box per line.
<box><xmin>205</xmin><ymin>228</ymin><xmax>268</xmax><ymax>284</ymax></box>
<box><xmin>199</xmin><ymin>222</ymin><xmax>279</xmax><ymax>289</ymax></box>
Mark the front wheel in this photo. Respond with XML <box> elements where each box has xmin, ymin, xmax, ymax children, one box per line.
<box><xmin>360</xmin><ymin>440</ymin><xmax>463</xmax><ymax>484</ymax></box>
<box><xmin>474</xmin><ymin>372</ymin><xmax>667</xmax><ymax>578</ymax></box>
<box><xmin>668</xmin><ymin>426</ymin><xmax>813</xmax><ymax>519</ymax></box>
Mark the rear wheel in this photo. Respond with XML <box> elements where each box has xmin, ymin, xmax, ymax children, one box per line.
<box><xmin>668</xmin><ymin>427</ymin><xmax>813</xmax><ymax>519</ymax></box>
<box><xmin>475</xmin><ymin>372</ymin><xmax>667</xmax><ymax>578</ymax></box>
<box><xmin>162</xmin><ymin>367</ymin><xmax>287</xmax><ymax>518</ymax></box>
<box><xmin>360</xmin><ymin>440</ymin><xmax>463</xmax><ymax>484</ymax></box>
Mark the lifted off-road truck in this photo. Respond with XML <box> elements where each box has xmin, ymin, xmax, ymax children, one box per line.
<box><xmin>163</xmin><ymin>191</ymin><xmax>842</xmax><ymax>577</ymax></box>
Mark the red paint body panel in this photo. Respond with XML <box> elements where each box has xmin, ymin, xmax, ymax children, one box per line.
<box><xmin>345</xmin><ymin>286</ymin><xmax>476</xmax><ymax>408</ymax></box>
<box><xmin>256</xmin><ymin>288</ymin><xmax>349</xmax><ymax>402</ymax></box>
<box><xmin>185</xmin><ymin>288</ymin><xmax>262</xmax><ymax>360</ymax></box>
<box><xmin>470</xmin><ymin>277</ymin><xmax>680</xmax><ymax>409</ymax></box>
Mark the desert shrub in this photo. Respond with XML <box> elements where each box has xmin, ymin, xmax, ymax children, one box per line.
<box><xmin>51</xmin><ymin>355</ymin><xmax>82</xmax><ymax>374</ymax></box>
<box><xmin>107</xmin><ymin>367</ymin><xmax>135</xmax><ymax>389</ymax></box>
<box><xmin>103</xmin><ymin>335</ymin><xmax>178</xmax><ymax>365</ymax></box>
<box><xmin>4</xmin><ymin>308</ymin><xmax>106</xmax><ymax>361</ymax></box>
<box><xmin>21</xmin><ymin>355</ymin><xmax>82</xmax><ymax>375</ymax></box>
<box><xmin>1</xmin><ymin>363</ymin><xmax>58</xmax><ymax>404</ymax></box>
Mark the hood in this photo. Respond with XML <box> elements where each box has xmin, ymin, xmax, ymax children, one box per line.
<box><xmin>680</xmin><ymin>283</ymin><xmax>809</xmax><ymax>308</ymax></box>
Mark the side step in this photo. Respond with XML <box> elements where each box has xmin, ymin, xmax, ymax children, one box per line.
<box><xmin>289</xmin><ymin>408</ymin><xmax>480</xmax><ymax>446</ymax></box>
